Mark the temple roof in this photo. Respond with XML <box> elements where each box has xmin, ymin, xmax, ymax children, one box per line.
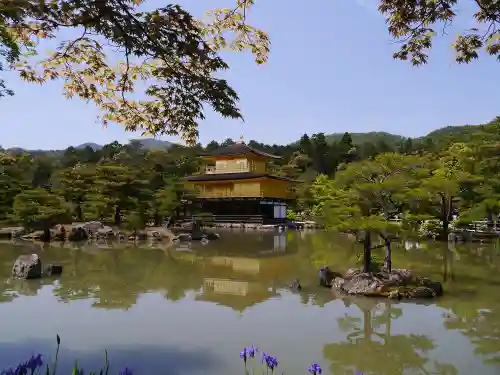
<box><xmin>184</xmin><ymin>172</ymin><xmax>295</xmax><ymax>182</ymax></box>
<box><xmin>200</xmin><ymin>142</ymin><xmax>281</xmax><ymax>159</ymax></box>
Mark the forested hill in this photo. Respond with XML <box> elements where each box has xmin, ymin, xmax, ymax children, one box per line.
<box><xmin>324</xmin><ymin>121</ymin><xmax>496</xmax><ymax>147</ymax></box>
<box><xmin>1</xmin><ymin>139</ymin><xmax>175</xmax><ymax>154</ymax></box>
<box><xmin>0</xmin><ymin>117</ymin><xmax>498</xmax><ymax>229</ymax></box>
<box><xmin>325</xmin><ymin>132</ymin><xmax>405</xmax><ymax>145</ymax></box>
<box><xmin>1</xmin><ymin>119</ymin><xmax>496</xmax><ymax>154</ymax></box>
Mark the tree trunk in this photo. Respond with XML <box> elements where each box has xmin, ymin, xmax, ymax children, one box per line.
<box><xmin>75</xmin><ymin>203</ymin><xmax>83</xmax><ymax>221</ymax></box>
<box><xmin>446</xmin><ymin>242</ymin><xmax>455</xmax><ymax>282</ymax></box>
<box><xmin>363</xmin><ymin>231</ymin><xmax>372</xmax><ymax>273</ymax></box>
<box><xmin>487</xmin><ymin>212</ymin><xmax>494</xmax><ymax>230</ymax></box>
<box><xmin>363</xmin><ymin>309</ymin><xmax>372</xmax><ymax>341</ymax></box>
<box><xmin>384</xmin><ymin>237</ymin><xmax>392</xmax><ymax>272</ymax></box>
<box><xmin>114</xmin><ymin>206</ymin><xmax>121</xmax><ymax>226</ymax></box>
<box><xmin>441</xmin><ymin>195</ymin><xmax>451</xmax><ymax>239</ymax></box>
<box><xmin>42</xmin><ymin>227</ymin><xmax>51</xmax><ymax>242</ymax></box>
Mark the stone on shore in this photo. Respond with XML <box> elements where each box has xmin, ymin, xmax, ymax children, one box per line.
<box><xmin>0</xmin><ymin>227</ymin><xmax>26</xmax><ymax>239</ymax></box>
<box><xmin>12</xmin><ymin>254</ymin><xmax>42</xmax><ymax>279</ymax></box>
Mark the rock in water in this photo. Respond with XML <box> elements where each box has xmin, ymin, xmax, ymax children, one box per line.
<box><xmin>44</xmin><ymin>264</ymin><xmax>63</xmax><ymax>276</ymax></box>
<box><xmin>290</xmin><ymin>279</ymin><xmax>302</xmax><ymax>290</ymax></box>
<box><xmin>12</xmin><ymin>254</ymin><xmax>42</xmax><ymax>279</ymax></box>
<box><xmin>318</xmin><ymin>265</ymin><xmax>340</xmax><ymax>287</ymax></box>
<box><xmin>408</xmin><ymin>286</ymin><xmax>436</xmax><ymax>299</ymax></box>
<box><xmin>416</xmin><ymin>276</ymin><xmax>443</xmax><ymax>296</ymax></box>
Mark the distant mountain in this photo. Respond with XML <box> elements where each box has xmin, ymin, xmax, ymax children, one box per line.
<box><xmin>131</xmin><ymin>138</ymin><xmax>175</xmax><ymax>150</ymax></box>
<box><xmin>1</xmin><ymin>138</ymin><xmax>176</xmax><ymax>154</ymax></box>
<box><xmin>3</xmin><ymin>120</ymin><xmax>494</xmax><ymax>155</ymax></box>
<box><xmin>75</xmin><ymin>138</ymin><xmax>175</xmax><ymax>151</ymax></box>
<box><xmin>4</xmin><ymin>147</ymin><xmax>62</xmax><ymax>155</ymax></box>
<box><xmin>421</xmin><ymin>125</ymin><xmax>483</xmax><ymax>143</ymax></box>
<box><xmin>416</xmin><ymin>119</ymin><xmax>500</xmax><ymax>148</ymax></box>
<box><xmin>76</xmin><ymin>142</ymin><xmax>103</xmax><ymax>150</ymax></box>
<box><xmin>323</xmin><ymin>122</ymin><xmax>492</xmax><ymax>147</ymax></box>
<box><xmin>325</xmin><ymin>131</ymin><xmax>406</xmax><ymax>145</ymax></box>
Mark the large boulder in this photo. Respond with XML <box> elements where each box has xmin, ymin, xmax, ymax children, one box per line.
<box><xmin>12</xmin><ymin>254</ymin><xmax>42</xmax><ymax>279</ymax></box>
<box><xmin>80</xmin><ymin>221</ymin><xmax>104</xmax><ymax>233</ymax></box>
<box><xmin>68</xmin><ymin>226</ymin><xmax>88</xmax><ymax>241</ymax></box>
<box><xmin>416</xmin><ymin>276</ymin><xmax>443</xmax><ymax>296</ymax></box>
<box><xmin>96</xmin><ymin>226</ymin><xmax>114</xmax><ymax>238</ymax></box>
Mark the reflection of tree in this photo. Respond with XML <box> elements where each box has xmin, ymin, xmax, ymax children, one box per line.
<box><xmin>323</xmin><ymin>299</ymin><xmax>457</xmax><ymax>375</ymax></box>
<box><xmin>0</xmin><ymin>244</ymin><xmax>206</xmax><ymax>310</ymax></box>
<box><xmin>443</xmin><ymin>243</ymin><xmax>455</xmax><ymax>282</ymax></box>
<box><xmin>0</xmin><ymin>238</ymin><xmax>308</xmax><ymax>311</ymax></box>
<box><xmin>51</xmin><ymin>248</ymin><xmax>205</xmax><ymax>308</ymax></box>
<box><xmin>0</xmin><ymin>284</ymin><xmax>18</xmax><ymax>303</ymax></box>
<box><xmin>9</xmin><ymin>279</ymin><xmax>46</xmax><ymax>297</ymax></box>
<box><xmin>432</xmin><ymin>242</ymin><xmax>500</xmax><ymax>368</ymax></box>
<box><xmin>443</xmin><ymin>308</ymin><xmax>500</xmax><ymax>365</ymax></box>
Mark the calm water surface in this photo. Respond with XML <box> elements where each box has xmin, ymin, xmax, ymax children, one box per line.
<box><xmin>0</xmin><ymin>231</ymin><xmax>499</xmax><ymax>375</ymax></box>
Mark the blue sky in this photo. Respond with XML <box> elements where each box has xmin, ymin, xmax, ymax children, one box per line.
<box><xmin>0</xmin><ymin>0</ymin><xmax>498</xmax><ymax>149</ymax></box>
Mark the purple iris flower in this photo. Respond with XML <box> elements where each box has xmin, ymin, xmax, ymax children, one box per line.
<box><xmin>26</xmin><ymin>354</ymin><xmax>43</xmax><ymax>374</ymax></box>
<box><xmin>240</xmin><ymin>347</ymin><xmax>248</xmax><ymax>363</ymax></box>
<box><xmin>262</xmin><ymin>352</ymin><xmax>278</xmax><ymax>371</ymax></box>
<box><xmin>248</xmin><ymin>345</ymin><xmax>258</xmax><ymax>358</ymax></box>
<box><xmin>308</xmin><ymin>363</ymin><xmax>322</xmax><ymax>375</ymax></box>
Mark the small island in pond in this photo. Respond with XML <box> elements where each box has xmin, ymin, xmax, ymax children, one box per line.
<box><xmin>317</xmin><ymin>265</ymin><xmax>443</xmax><ymax>300</ymax></box>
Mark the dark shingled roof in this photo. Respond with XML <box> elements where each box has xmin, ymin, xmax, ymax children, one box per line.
<box><xmin>200</xmin><ymin>142</ymin><xmax>281</xmax><ymax>159</ymax></box>
<box><xmin>184</xmin><ymin>172</ymin><xmax>296</xmax><ymax>182</ymax></box>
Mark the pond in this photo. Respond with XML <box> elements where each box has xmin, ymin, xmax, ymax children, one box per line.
<box><xmin>0</xmin><ymin>231</ymin><xmax>499</xmax><ymax>375</ymax></box>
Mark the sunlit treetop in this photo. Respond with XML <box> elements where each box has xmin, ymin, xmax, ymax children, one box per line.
<box><xmin>212</xmin><ymin>0</ymin><xmax>500</xmax><ymax>65</ymax></box>
<box><xmin>379</xmin><ymin>0</ymin><xmax>500</xmax><ymax>65</ymax></box>
<box><xmin>1</xmin><ymin>0</ymin><xmax>268</xmax><ymax>145</ymax></box>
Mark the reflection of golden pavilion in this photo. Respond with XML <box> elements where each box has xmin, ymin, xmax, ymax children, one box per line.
<box><xmin>202</xmin><ymin>250</ymin><xmax>297</xmax><ymax>280</ymax></box>
<box><xmin>210</xmin><ymin>257</ymin><xmax>261</xmax><ymax>273</ymax></box>
<box><xmin>198</xmin><ymin>277</ymin><xmax>278</xmax><ymax>312</ymax></box>
<box><xmin>189</xmin><ymin>232</ymin><xmax>300</xmax><ymax>312</ymax></box>
<box><xmin>204</xmin><ymin>278</ymin><xmax>249</xmax><ymax>296</ymax></box>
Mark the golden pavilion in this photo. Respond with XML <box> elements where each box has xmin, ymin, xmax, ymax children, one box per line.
<box><xmin>184</xmin><ymin>138</ymin><xmax>295</xmax><ymax>224</ymax></box>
